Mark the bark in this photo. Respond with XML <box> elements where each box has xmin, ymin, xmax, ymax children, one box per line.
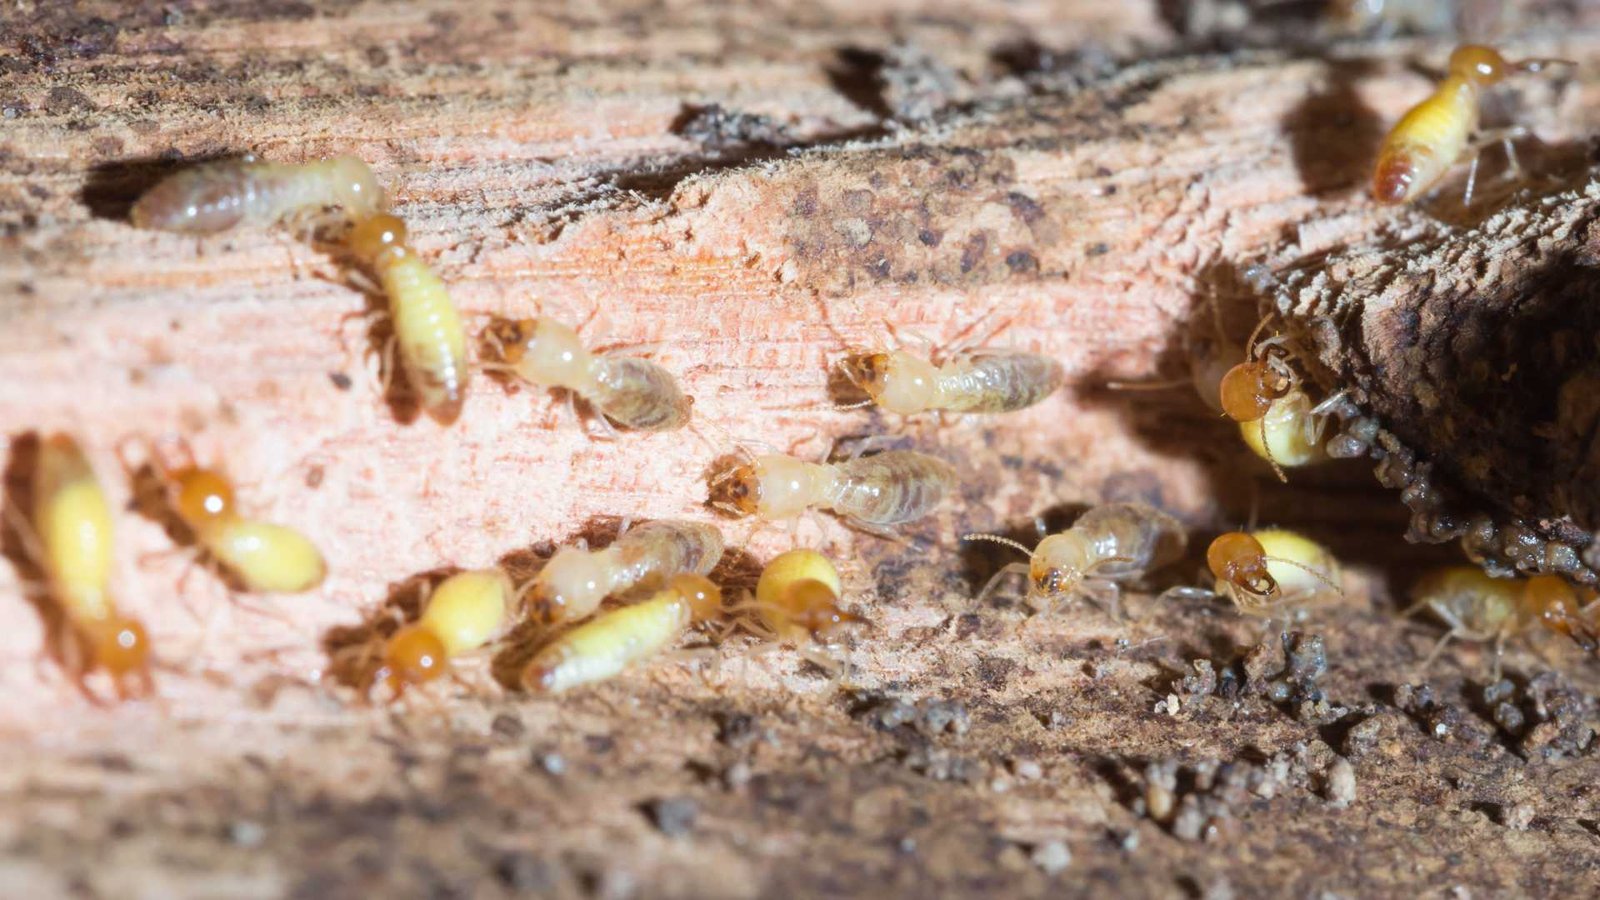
<box><xmin>3</xmin><ymin>1</ymin><xmax>1600</xmax><ymax>897</ymax></box>
<box><xmin>1278</xmin><ymin>181</ymin><xmax>1600</xmax><ymax>582</ymax></box>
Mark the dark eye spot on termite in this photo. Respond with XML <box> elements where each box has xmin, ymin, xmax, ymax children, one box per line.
<box><xmin>329</xmin><ymin>372</ymin><xmax>353</xmax><ymax>391</ymax></box>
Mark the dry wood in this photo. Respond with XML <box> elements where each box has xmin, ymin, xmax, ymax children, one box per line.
<box><xmin>3</xmin><ymin>1</ymin><xmax>1600</xmax><ymax>897</ymax></box>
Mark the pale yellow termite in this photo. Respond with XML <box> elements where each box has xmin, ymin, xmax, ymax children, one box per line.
<box><xmin>347</xmin><ymin>213</ymin><xmax>469</xmax><ymax>426</ymax></box>
<box><xmin>523</xmin><ymin>520</ymin><xmax>725</xmax><ymax>625</ymax></box>
<box><xmin>1373</xmin><ymin>45</ymin><xmax>1571</xmax><ymax>206</ymax></box>
<box><xmin>521</xmin><ymin>573</ymin><xmax>722</xmax><ymax>693</ymax></box>
<box><xmin>1238</xmin><ymin>387</ymin><xmax>1335</xmax><ymax>474</ymax></box>
<box><xmin>963</xmin><ymin>503</ymin><xmax>1187</xmax><ymax>616</ymax></box>
<box><xmin>130</xmin><ymin>155</ymin><xmax>384</xmax><ymax>234</ymax></box>
<box><xmin>709</xmin><ymin>448</ymin><xmax>956</xmax><ymax>538</ymax></box>
<box><xmin>145</xmin><ymin>443</ymin><xmax>326</xmax><ymax>594</ymax></box>
<box><xmin>837</xmin><ymin>347</ymin><xmax>1064</xmax><ymax>415</ymax></box>
<box><xmin>1204</xmin><ymin>529</ymin><xmax>1344</xmax><ymax>617</ymax></box>
<box><xmin>26</xmin><ymin>435</ymin><xmax>153</xmax><ymax>700</ymax></box>
<box><xmin>1407</xmin><ymin>567</ymin><xmax>1600</xmax><ymax>674</ymax></box>
<box><xmin>482</xmin><ymin>316</ymin><xmax>692</xmax><ymax>433</ymax></box>
<box><xmin>371</xmin><ymin>568</ymin><xmax>512</xmax><ymax>697</ymax></box>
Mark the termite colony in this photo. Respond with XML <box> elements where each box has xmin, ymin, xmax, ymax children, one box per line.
<box><xmin>7</xmin><ymin>39</ymin><xmax>1593</xmax><ymax>707</ymax></box>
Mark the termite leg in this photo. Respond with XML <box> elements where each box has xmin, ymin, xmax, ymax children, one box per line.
<box><xmin>844</xmin><ymin>516</ymin><xmax>911</xmax><ymax>545</ymax></box>
<box><xmin>839</xmin><ymin>433</ymin><xmax>899</xmax><ymax>461</ymax></box>
<box><xmin>1463</xmin><ymin>126</ymin><xmax>1532</xmax><ymax>206</ymax></box>
<box><xmin>976</xmin><ymin>562</ymin><xmax>1030</xmax><ymax>605</ymax></box>
<box><xmin>1157</xmin><ymin>584</ymin><xmax>1217</xmax><ymax>604</ymax></box>
<box><xmin>1414</xmin><ymin>630</ymin><xmax>1456</xmax><ymax>677</ymax></box>
<box><xmin>1081</xmin><ymin>579</ymin><xmax>1124</xmax><ymax>623</ymax></box>
<box><xmin>590</xmin><ymin>407</ymin><xmax>622</xmax><ymax>442</ymax></box>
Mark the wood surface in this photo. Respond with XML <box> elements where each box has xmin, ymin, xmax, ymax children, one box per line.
<box><xmin>3</xmin><ymin>1</ymin><xmax>1600</xmax><ymax>897</ymax></box>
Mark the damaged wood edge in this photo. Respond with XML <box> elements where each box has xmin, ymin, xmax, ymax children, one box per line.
<box><xmin>1271</xmin><ymin>175</ymin><xmax>1600</xmax><ymax>584</ymax></box>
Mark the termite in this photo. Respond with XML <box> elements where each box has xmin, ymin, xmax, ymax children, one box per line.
<box><xmin>1328</xmin><ymin>0</ymin><xmax>1457</xmax><ymax>37</ymax></box>
<box><xmin>1204</xmin><ymin>529</ymin><xmax>1344</xmax><ymax>617</ymax></box>
<box><xmin>141</xmin><ymin>441</ymin><xmax>327</xmax><ymax>594</ymax></box>
<box><xmin>1238</xmin><ymin>387</ymin><xmax>1334</xmax><ymax>473</ymax></box>
<box><xmin>523</xmin><ymin>520</ymin><xmax>725</xmax><ymax>625</ymax></box>
<box><xmin>1215</xmin><ymin>316</ymin><xmax>1337</xmax><ymax>480</ymax></box>
<box><xmin>708</xmin><ymin>447</ymin><xmax>956</xmax><ymax>538</ymax></box>
<box><xmin>1217</xmin><ymin>328</ymin><xmax>1296</xmax><ymax>427</ymax></box>
<box><xmin>22</xmin><ymin>435</ymin><xmax>153</xmax><ymax>700</ymax></box>
<box><xmin>520</xmin><ymin>573</ymin><xmax>722</xmax><ymax>693</ymax></box>
<box><xmin>836</xmin><ymin>347</ymin><xmax>1064</xmax><ymax>415</ymax></box>
<box><xmin>1372</xmin><ymin>44</ymin><xmax>1573</xmax><ymax>206</ymax></box>
<box><xmin>963</xmin><ymin>502</ymin><xmax>1187</xmax><ymax>617</ymax></box>
<box><xmin>1521</xmin><ymin>573</ymin><xmax>1600</xmax><ymax>652</ymax></box>
<box><xmin>348</xmin><ymin>213</ymin><xmax>469</xmax><ymax>425</ymax></box>
<box><xmin>742</xmin><ymin>549</ymin><xmax>865</xmax><ymax>644</ymax></box>
<box><xmin>1408</xmin><ymin>567</ymin><xmax>1599</xmax><ymax>674</ymax></box>
<box><xmin>130</xmin><ymin>154</ymin><xmax>384</xmax><ymax>235</ymax></box>
<box><xmin>370</xmin><ymin>568</ymin><xmax>512</xmax><ymax>697</ymax></box>
<box><xmin>482</xmin><ymin>316</ymin><xmax>692</xmax><ymax>433</ymax></box>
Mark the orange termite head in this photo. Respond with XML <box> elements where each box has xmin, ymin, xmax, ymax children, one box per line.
<box><xmin>839</xmin><ymin>353</ymin><xmax>891</xmax><ymax>394</ymax></box>
<box><xmin>1448</xmin><ymin>45</ymin><xmax>1512</xmax><ymax>85</ymax></box>
<box><xmin>669</xmin><ymin>573</ymin><xmax>723</xmax><ymax>623</ymax></box>
<box><xmin>483</xmin><ymin>317</ymin><xmax>535</xmax><ymax>366</ymax></box>
<box><xmin>784</xmin><ymin>578</ymin><xmax>866</xmax><ymax>638</ymax></box>
<box><xmin>379</xmin><ymin>624</ymin><xmax>449</xmax><ymax>693</ymax></box>
<box><xmin>1218</xmin><ymin>361</ymin><xmax>1288</xmax><ymax>422</ymax></box>
<box><xmin>708</xmin><ymin>461</ymin><xmax>762</xmax><ymax>517</ymax></box>
<box><xmin>348</xmin><ymin>213</ymin><xmax>408</xmax><ymax>262</ymax></box>
<box><xmin>1518</xmin><ymin>574</ymin><xmax>1597</xmax><ymax>649</ymax></box>
<box><xmin>1206</xmin><ymin>531</ymin><xmax>1278</xmax><ymax>597</ymax></box>
<box><xmin>171</xmin><ymin>467</ymin><xmax>236</xmax><ymax>529</ymax></box>
<box><xmin>81</xmin><ymin>614</ymin><xmax>152</xmax><ymax>682</ymax></box>
<box><xmin>1519</xmin><ymin>574</ymin><xmax>1576</xmax><ymax>620</ymax></box>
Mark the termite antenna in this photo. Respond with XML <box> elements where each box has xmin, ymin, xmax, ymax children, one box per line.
<box><xmin>960</xmin><ymin>533</ymin><xmax>1034</xmax><ymax>557</ymax></box>
<box><xmin>1259</xmin><ymin>419</ymin><xmax>1288</xmax><ymax>483</ymax></box>
<box><xmin>1242</xmin><ymin>314</ymin><xmax>1277</xmax><ymax>361</ymax></box>
<box><xmin>1262</xmin><ymin>554</ymin><xmax>1344</xmax><ymax>599</ymax></box>
<box><xmin>1514</xmin><ymin>56</ymin><xmax>1576</xmax><ymax>74</ymax></box>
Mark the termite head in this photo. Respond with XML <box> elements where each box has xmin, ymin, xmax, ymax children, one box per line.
<box><xmin>80</xmin><ymin>614</ymin><xmax>152</xmax><ymax>682</ymax></box>
<box><xmin>1449</xmin><ymin>45</ymin><xmax>1512</xmax><ymax>85</ymax></box>
<box><xmin>380</xmin><ymin>623</ymin><xmax>448</xmax><ymax>692</ymax></box>
<box><xmin>669</xmin><ymin>573</ymin><xmax>723</xmax><ymax>622</ymax></box>
<box><xmin>171</xmin><ymin>467</ymin><xmax>236</xmax><ymax>530</ymax></box>
<box><xmin>1030</xmin><ymin>533</ymin><xmax>1091</xmax><ymax>600</ymax></box>
<box><xmin>1219</xmin><ymin>347</ymin><xmax>1294</xmax><ymax>423</ymax></box>
<box><xmin>755</xmin><ymin>549</ymin><xmax>861</xmax><ymax>641</ymax></box>
<box><xmin>348</xmin><ymin>213</ymin><xmax>408</xmax><ymax>262</ymax></box>
<box><xmin>484</xmin><ymin>317</ymin><xmax>534</xmax><ymax>366</ymax></box>
<box><xmin>838</xmin><ymin>351</ymin><xmax>937</xmax><ymax>415</ymax></box>
<box><xmin>1519</xmin><ymin>575</ymin><xmax>1595</xmax><ymax>648</ymax></box>
<box><xmin>786</xmin><ymin>579</ymin><xmax>865</xmax><ymax>637</ymax></box>
<box><xmin>328</xmin><ymin>155</ymin><xmax>386</xmax><ymax>218</ymax></box>
<box><xmin>708</xmin><ymin>460</ymin><xmax>763</xmax><ymax>517</ymax></box>
<box><xmin>1207</xmin><ymin>532</ymin><xmax>1278</xmax><ymax>598</ymax></box>
<box><xmin>523</xmin><ymin>547</ymin><xmax>607</xmax><ymax>623</ymax></box>
<box><xmin>483</xmin><ymin>316</ymin><xmax>587</xmax><ymax>386</ymax></box>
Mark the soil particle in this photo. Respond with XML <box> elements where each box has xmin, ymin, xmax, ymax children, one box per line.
<box><xmin>1029</xmin><ymin>840</ymin><xmax>1072</xmax><ymax>875</ymax></box>
<box><xmin>641</xmin><ymin>796</ymin><xmax>698</xmax><ymax>837</ymax></box>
